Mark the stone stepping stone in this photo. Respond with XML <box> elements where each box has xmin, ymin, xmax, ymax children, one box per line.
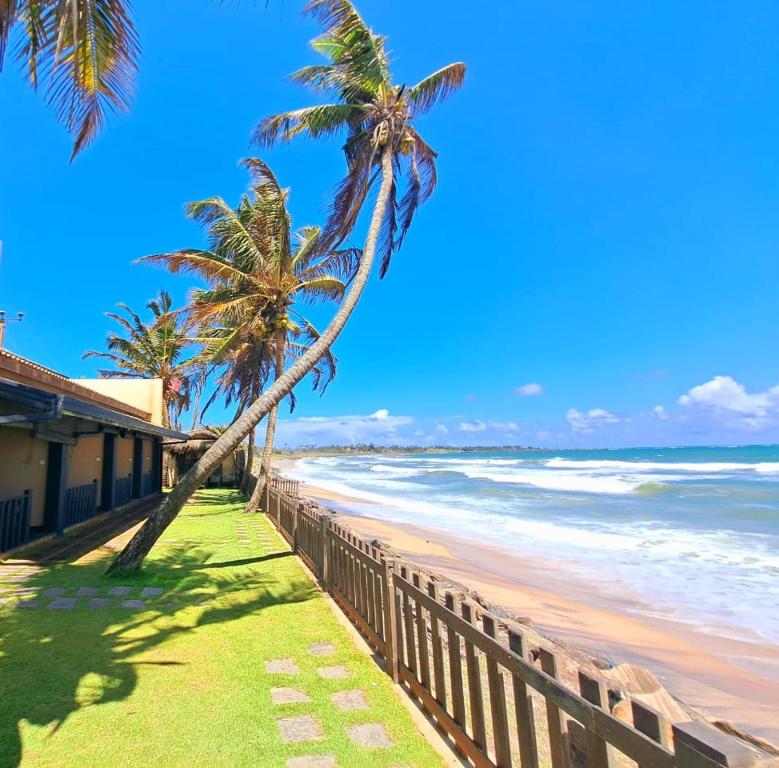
<box><xmin>265</xmin><ymin>658</ymin><xmax>300</xmax><ymax>675</ymax></box>
<box><xmin>277</xmin><ymin>715</ymin><xmax>322</xmax><ymax>744</ymax></box>
<box><xmin>330</xmin><ymin>689</ymin><xmax>368</xmax><ymax>711</ymax></box>
<box><xmin>109</xmin><ymin>586</ymin><xmax>132</xmax><ymax>596</ymax></box>
<box><xmin>286</xmin><ymin>757</ymin><xmax>335</xmax><ymax>768</ymax></box>
<box><xmin>271</xmin><ymin>687</ymin><xmax>311</xmax><ymax>705</ymax></box>
<box><xmin>77</xmin><ymin>587</ymin><xmax>98</xmax><ymax>597</ymax></box>
<box><xmin>89</xmin><ymin>598</ymin><xmax>111</xmax><ymax>609</ymax></box>
<box><xmin>308</xmin><ymin>642</ymin><xmax>336</xmax><ymax>657</ymax></box>
<box><xmin>347</xmin><ymin>723</ymin><xmax>394</xmax><ymax>748</ymax></box>
<box><xmin>141</xmin><ymin>587</ymin><xmax>164</xmax><ymax>597</ymax></box>
<box><xmin>43</xmin><ymin>587</ymin><xmax>66</xmax><ymax>597</ymax></box>
<box><xmin>121</xmin><ymin>599</ymin><xmax>146</xmax><ymax>609</ymax></box>
<box><xmin>48</xmin><ymin>598</ymin><xmax>76</xmax><ymax>609</ymax></box>
<box><xmin>16</xmin><ymin>599</ymin><xmax>39</xmax><ymax>608</ymax></box>
<box><xmin>317</xmin><ymin>665</ymin><xmax>349</xmax><ymax>680</ymax></box>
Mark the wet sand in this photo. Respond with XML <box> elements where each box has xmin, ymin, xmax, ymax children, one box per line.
<box><xmin>284</xmin><ymin>468</ymin><xmax>779</xmax><ymax>746</ymax></box>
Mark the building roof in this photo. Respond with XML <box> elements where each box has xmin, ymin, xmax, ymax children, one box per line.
<box><xmin>0</xmin><ymin>349</ymin><xmax>152</xmax><ymax>421</ymax></box>
<box><xmin>0</xmin><ymin>378</ymin><xmax>187</xmax><ymax>441</ymax></box>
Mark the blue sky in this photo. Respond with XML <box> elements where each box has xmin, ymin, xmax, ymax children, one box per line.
<box><xmin>2</xmin><ymin>0</ymin><xmax>779</xmax><ymax>448</ymax></box>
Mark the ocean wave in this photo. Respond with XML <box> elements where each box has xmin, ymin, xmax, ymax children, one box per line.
<box><xmin>545</xmin><ymin>458</ymin><xmax>779</xmax><ymax>473</ymax></box>
<box><xmin>369</xmin><ymin>463</ymin><xmax>424</xmax><ymax>476</ymax></box>
<box><xmin>455</xmin><ymin>466</ymin><xmax>673</xmax><ymax>494</ymax></box>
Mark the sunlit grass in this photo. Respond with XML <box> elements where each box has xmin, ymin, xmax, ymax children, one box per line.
<box><xmin>0</xmin><ymin>489</ymin><xmax>442</xmax><ymax>767</ymax></box>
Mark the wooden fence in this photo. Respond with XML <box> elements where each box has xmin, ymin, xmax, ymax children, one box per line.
<box><xmin>64</xmin><ymin>480</ymin><xmax>98</xmax><ymax>527</ymax></box>
<box><xmin>262</xmin><ymin>474</ymin><xmax>768</xmax><ymax>768</ymax></box>
<box><xmin>0</xmin><ymin>490</ymin><xmax>31</xmax><ymax>553</ymax></box>
<box><xmin>114</xmin><ymin>475</ymin><xmax>133</xmax><ymax>508</ymax></box>
<box><xmin>142</xmin><ymin>472</ymin><xmax>156</xmax><ymax>497</ymax></box>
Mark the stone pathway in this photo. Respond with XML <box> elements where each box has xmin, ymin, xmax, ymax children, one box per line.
<box><xmin>267</xmin><ymin>640</ymin><xmax>396</xmax><ymax>767</ymax></box>
<box><xmin>0</xmin><ymin>583</ymin><xmax>169</xmax><ymax>611</ymax></box>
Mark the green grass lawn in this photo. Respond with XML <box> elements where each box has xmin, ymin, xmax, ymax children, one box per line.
<box><xmin>0</xmin><ymin>489</ymin><xmax>444</xmax><ymax>768</ymax></box>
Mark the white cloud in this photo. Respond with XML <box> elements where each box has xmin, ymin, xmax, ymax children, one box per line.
<box><xmin>653</xmin><ymin>405</ymin><xmax>670</xmax><ymax>421</ymax></box>
<box><xmin>459</xmin><ymin>419</ymin><xmax>519</xmax><ymax>433</ymax></box>
<box><xmin>491</xmin><ymin>420</ymin><xmax>520</xmax><ymax>432</ymax></box>
<box><xmin>459</xmin><ymin>420</ymin><xmax>487</xmax><ymax>432</ymax></box>
<box><xmin>276</xmin><ymin>409</ymin><xmax>413</xmax><ymax>446</ymax></box>
<box><xmin>515</xmin><ymin>382</ymin><xmax>544</xmax><ymax>396</ymax></box>
<box><xmin>678</xmin><ymin>375</ymin><xmax>779</xmax><ymax>429</ymax></box>
<box><xmin>566</xmin><ymin>407</ymin><xmax>622</xmax><ymax>433</ymax></box>
<box><xmin>435</xmin><ymin>424</ymin><xmax>448</xmax><ymax>434</ymax></box>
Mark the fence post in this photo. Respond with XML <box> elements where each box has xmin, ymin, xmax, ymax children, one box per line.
<box><xmin>672</xmin><ymin>722</ymin><xmax>757</xmax><ymax>768</ymax></box>
<box><xmin>320</xmin><ymin>514</ymin><xmax>331</xmax><ymax>590</ymax></box>
<box><xmin>382</xmin><ymin>558</ymin><xmax>400</xmax><ymax>683</ymax></box>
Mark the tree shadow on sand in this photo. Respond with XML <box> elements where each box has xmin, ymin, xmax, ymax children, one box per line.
<box><xmin>0</xmin><ymin>544</ymin><xmax>316</xmax><ymax>767</ymax></box>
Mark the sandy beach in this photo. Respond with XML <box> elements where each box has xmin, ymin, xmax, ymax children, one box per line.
<box><xmin>277</xmin><ymin>460</ymin><xmax>779</xmax><ymax>747</ymax></box>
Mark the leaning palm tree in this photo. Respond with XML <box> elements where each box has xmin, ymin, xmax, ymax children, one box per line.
<box><xmin>83</xmin><ymin>290</ymin><xmax>194</xmax><ymax>429</ymax></box>
<box><xmin>140</xmin><ymin>159</ymin><xmax>353</xmax><ymax>508</ymax></box>
<box><xmin>109</xmin><ymin>0</ymin><xmax>465</xmax><ymax>573</ymax></box>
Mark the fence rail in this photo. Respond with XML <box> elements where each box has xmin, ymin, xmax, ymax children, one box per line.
<box><xmin>64</xmin><ymin>480</ymin><xmax>98</xmax><ymax>528</ymax></box>
<box><xmin>0</xmin><ymin>490</ymin><xmax>31</xmax><ymax>553</ymax></box>
<box><xmin>263</xmin><ymin>475</ymin><xmax>767</xmax><ymax>768</ymax></box>
<box><xmin>114</xmin><ymin>475</ymin><xmax>132</xmax><ymax>508</ymax></box>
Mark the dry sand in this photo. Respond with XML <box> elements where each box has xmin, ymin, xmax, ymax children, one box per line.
<box><xmin>286</xmin><ymin>469</ymin><xmax>779</xmax><ymax>746</ymax></box>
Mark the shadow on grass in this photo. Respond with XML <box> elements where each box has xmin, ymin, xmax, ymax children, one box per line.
<box><xmin>183</xmin><ymin>490</ymin><xmax>245</xmax><ymax>508</ymax></box>
<box><xmin>200</xmin><ymin>552</ymin><xmax>292</xmax><ymax>569</ymax></box>
<box><xmin>0</xmin><ymin>543</ymin><xmax>316</xmax><ymax>767</ymax></box>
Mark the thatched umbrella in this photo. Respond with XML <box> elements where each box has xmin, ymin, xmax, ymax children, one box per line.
<box><xmin>164</xmin><ymin>428</ymin><xmax>243</xmax><ymax>487</ymax></box>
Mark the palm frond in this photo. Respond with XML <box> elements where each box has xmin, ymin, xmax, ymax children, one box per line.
<box><xmin>253</xmin><ymin>103</ymin><xmax>362</xmax><ymax>147</ymax></box>
<box><xmin>407</xmin><ymin>62</ymin><xmax>466</xmax><ymax>116</ymax></box>
<box><xmin>138</xmin><ymin>249</ymin><xmax>253</xmax><ymax>285</ymax></box>
<box><xmin>22</xmin><ymin>0</ymin><xmax>141</xmax><ymax>159</ymax></box>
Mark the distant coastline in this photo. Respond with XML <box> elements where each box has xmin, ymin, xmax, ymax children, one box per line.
<box><xmin>271</xmin><ymin>442</ymin><xmax>779</xmax><ymax>458</ymax></box>
<box><xmin>272</xmin><ymin>443</ymin><xmax>542</xmax><ymax>457</ymax></box>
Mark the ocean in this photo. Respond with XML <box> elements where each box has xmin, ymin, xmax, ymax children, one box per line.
<box><xmin>288</xmin><ymin>445</ymin><xmax>779</xmax><ymax>645</ymax></box>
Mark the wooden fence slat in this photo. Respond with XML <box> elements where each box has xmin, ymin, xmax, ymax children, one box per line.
<box><xmin>538</xmin><ymin>648</ymin><xmax>570</xmax><ymax>768</ymax></box>
<box><xmin>578</xmin><ymin>672</ymin><xmax>615</xmax><ymax>768</ymax></box>
<box><xmin>412</xmin><ymin>572</ymin><xmax>431</xmax><ymax>691</ymax></box>
<box><xmin>508</xmin><ymin>630</ymin><xmax>540</xmax><ymax>768</ymax></box>
<box><xmin>461</xmin><ymin>602</ymin><xmax>487</xmax><ymax>751</ymax></box>
<box><xmin>445</xmin><ymin>592</ymin><xmax>467</xmax><ymax>728</ymax></box>
<box><xmin>427</xmin><ymin>581</ymin><xmax>447</xmax><ymax>710</ymax></box>
<box><xmin>483</xmin><ymin>615</ymin><xmax>512</xmax><ymax>768</ymax></box>
<box><xmin>400</xmin><ymin>566</ymin><xmax>418</xmax><ymax>676</ymax></box>
<box><xmin>383</xmin><ymin>559</ymin><xmax>400</xmax><ymax>682</ymax></box>
<box><xmin>372</xmin><ymin>565</ymin><xmax>384</xmax><ymax>639</ymax></box>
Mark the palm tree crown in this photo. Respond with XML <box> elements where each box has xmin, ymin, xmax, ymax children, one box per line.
<box><xmin>255</xmin><ymin>0</ymin><xmax>465</xmax><ymax>276</ymax></box>
<box><xmin>140</xmin><ymin>158</ymin><xmax>360</xmax><ymax>413</ymax></box>
<box><xmin>83</xmin><ymin>290</ymin><xmax>194</xmax><ymax>428</ymax></box>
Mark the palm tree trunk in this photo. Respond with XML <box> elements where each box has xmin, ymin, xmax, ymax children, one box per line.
<box><xmin>108</xmin><ymin>146</ymin><xmax>395</xmax><ymax>574</ymax></box>
<box><xmin>240</xmin><ymin>428</ymin><xmax>255</xmax><ymax>494</ymax></box>
<box><xmin>245</xmin><ymin>329</ymin><xmax>285</xmax><ymax>512</ymax></box>
<box><xmin>161</xmin><ymin>407</ymin><xmax>175</xmax><ymax>488</ymax></box>
<box><xmin>190</xmin><ymin>382</ymin><xmax>203</xmax><ymax>430</ymax></box>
